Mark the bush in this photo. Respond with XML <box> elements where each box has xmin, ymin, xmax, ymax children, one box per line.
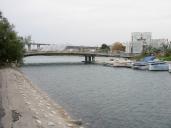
<box><xmin>112</xmin><ymin>42</ymin><xmax>125</xmax><ymax>52</ymax></box>
<box><xmin>158</xmin><ymin>56</ymin><xmax>171</xmax><ymax>61</ymax></box>
<box><xmin>99</xmin><ymin>44</ymin><xmax>110</xmax><ymax>53</ymax></box>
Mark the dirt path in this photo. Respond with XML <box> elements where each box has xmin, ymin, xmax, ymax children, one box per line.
<box><xmin>0</xmin><ymin>68</ymin><xmax>82</xmax><ymax>128</ymax></box>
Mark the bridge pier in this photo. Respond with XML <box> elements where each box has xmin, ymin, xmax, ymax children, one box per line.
<box><xmin>84</xmin><ymin>55</ymin><xmax>95</xmax><ymax>64</ymax></box>
<box><xmin>85</xmin><ymin>56</ymin><xmax>88</xmax><ymax>63</ymax></box>
<box><xmin>88</xmin><ymin>56</ymin><xmax>91</xmax><ymax>63</ymax></box>
<box><xmin>92</xmin><ymin>56</ymin><xmax>95</xmax><ymax>63</ymax></box>
<box><xmin>28</xmin><ymin>44</ymin><xmax>31</xmax><ymax>51</ymax></box>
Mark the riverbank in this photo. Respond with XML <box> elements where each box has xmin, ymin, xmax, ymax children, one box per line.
<box><xmin>0</xmin><ymin>68</ymin><xmax>82</xmax><ymax>128</ymax></box>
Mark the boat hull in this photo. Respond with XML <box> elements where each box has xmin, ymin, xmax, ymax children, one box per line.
<box><xmin>132</xmin><ymin>65</ymin><xmax>148</xmax><ymax>70</ymax></box>
<box><xmin>132</xmin><ymin>61</ymin><xmax>148</xmax><ymax>70</ymax></box>
<box><xmin>149</xmin><ymin>64</ymin><xmax>169</xmax><ymax>71</ymax></box>
<box><xmin>169</xmin><ymin>64</ymin><xmax>171</xmax><ymax>73</ymax></box>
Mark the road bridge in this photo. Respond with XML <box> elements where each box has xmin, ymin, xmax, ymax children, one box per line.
<box><xmin>24</xmin><ymin>51</ymin><xmax>134</xmax><ymax>64</ymax></box>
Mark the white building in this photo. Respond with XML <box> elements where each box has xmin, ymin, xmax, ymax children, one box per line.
<box><xmin>150</xmin><ymin>39</ymin><xmax>169</xmax><ymax>48</ymax></box>
<box><xmin>126</xmin><ymin>32</ymin><xmax>169</xmax><ymax>53</ymax></box>
<box><xmin>125</xmin><ymin>42</ymin><xmax>132</xmax><ymax>53</ymax></box>
<box><xmin>131</xmin><ymin>32</ymin><xmax>152</xmax><ymax>42</ymax></box>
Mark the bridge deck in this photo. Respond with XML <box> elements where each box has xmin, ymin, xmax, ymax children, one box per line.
<box><xmin>24</xmin><ymin>51</ymin><xmax>134</xmax><ymax>58</ymax></box>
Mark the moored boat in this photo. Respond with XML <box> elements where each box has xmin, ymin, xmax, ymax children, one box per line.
<box><xmin>113</xmin><ymin>59</ymin><xmax>133</xmax><ymax>68</ymax></box>
<box><xmin>103</xmin><ymin>63</ymin><xmax>113</xmax><ymax>67</ymax></box>
<box><xmin>126</xmin><ymin>62</ymin><xmax>134</xmax><ymax>68</ymax></box>
<box><xmin>149</xmin><ymin>61</ymin><xmax>169</xmax><ymax>71</ymax></box>
<box><xmin>169</xmin><ymin>64</ymin><xmax>171</xmax><ymax>73</ymax></box>
<box><xmin>132</xmin><ymin>56</ymin><xmax>155</xmax><ymax>70</ymax></box>
<box><xmin>132</xmin><ymin>61</ymin><xmax>148</xmax><ymax>70</ymax></box>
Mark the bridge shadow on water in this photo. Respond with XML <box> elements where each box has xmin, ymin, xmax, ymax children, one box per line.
<box><xmin>22</xmin><ymin>62</ymin><xmax>95</xmax><ymax>67</ymax></box>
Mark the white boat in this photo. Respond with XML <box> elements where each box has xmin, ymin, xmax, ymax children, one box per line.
<box><xmin>113</xmin><ymin>59</ymin><xmax>133</xmax><ymax>68</ymax></box>
<box><xmin>126</xmin><ymin>62</ymin><xmax>134</xmax><ymax>68</ymax></box>
<box><xmin>149</xmin><ymin>62</ymin><xmax>169</xmax><ymax>71</ymax></box>
<box><xmin>169</xmin><ymin>64</ymin><xmax>171</xmax><ymax>73</ymax></box>
<box><xmin>132</xmin><ymin>56</ymin><xmax>155</xmax><ymax>70</ymax></box>
<box><xmin>103</xmin><ymin>63</ymin><xmax>113</xmax><ymax>67</ymax></box>
<box><xmin>132</xmin><ymin>61</ymin><xmax>149</xmax><ymax>70</ymax></box>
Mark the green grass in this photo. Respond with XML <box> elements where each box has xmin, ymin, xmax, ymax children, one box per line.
<box><xmin>133</xmin><ymin>54</ymin><xmax>171</xmax><ymax>61</ymax></box>
<box><xmin>158</xmin><ymin>56</ymin><xmax>171</xmax><ymax>61</ymax></box>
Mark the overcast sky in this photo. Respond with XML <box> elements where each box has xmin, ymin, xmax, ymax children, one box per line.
<box><xmin>1</xmin><ymin>0</ymin><xmax>171</xmax><ymax>46</ymax></box>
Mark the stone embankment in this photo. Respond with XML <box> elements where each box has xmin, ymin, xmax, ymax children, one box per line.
<box><xmin>0</xmin><ymin>68</ymin><xmax>83</xmax><ymax>128</ymax></box>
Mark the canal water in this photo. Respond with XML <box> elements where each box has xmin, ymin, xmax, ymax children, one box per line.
<box><xmin>22</xmin><ymin>56</ymin><xmax>171</xmax><ymax>128</ymax></box>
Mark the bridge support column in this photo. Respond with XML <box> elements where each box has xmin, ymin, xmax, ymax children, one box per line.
<box><xmin>92</xmin><ymin>56</ymin><xmax>95</xmax><ymax>63</ymax></box>
<box><xmin>84</xmin><ymin>55</ymin><xmax>95</xmax><ymax>64</ymax></box>
<box><xmin>28</xmin><ymin>44</ymin><xmax>31</xmax><ymax>51</ymax></box>
<box><xmin>88</xmin><ymin>56</ymin><xmax>91</xmax><ymax>63</ymax></box>
<box><xmin>85</xmin><ymin>56</ymin><xmax>88</xmax><ymax>63</ymax></box>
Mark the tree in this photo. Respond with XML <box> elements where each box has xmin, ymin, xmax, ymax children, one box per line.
<box><xmin>111</xmin><ymin>42</ymin><xmax>125</xmax><ymax>52</ymax></box>
<box><xmin>100</xmin><ymin>43</ymin><xmax>110</xmax><ymax>53</ymax></box>
<box><xmin>0</xmin><ymin>11</ymin><xmax>24</xmax><ymax>65</ymax></box>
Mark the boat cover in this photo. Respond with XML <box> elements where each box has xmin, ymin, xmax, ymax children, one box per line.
<box><xmin>143</xmin><ymin>56</ymin><xmax>155</xmax><ymax>62</ymax></box>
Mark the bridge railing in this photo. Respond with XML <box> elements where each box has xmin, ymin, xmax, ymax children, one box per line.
<box><xmin>25</xmin><ymin>51</ymin><xmax>119</xmax><ymax>55</ymax></box>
